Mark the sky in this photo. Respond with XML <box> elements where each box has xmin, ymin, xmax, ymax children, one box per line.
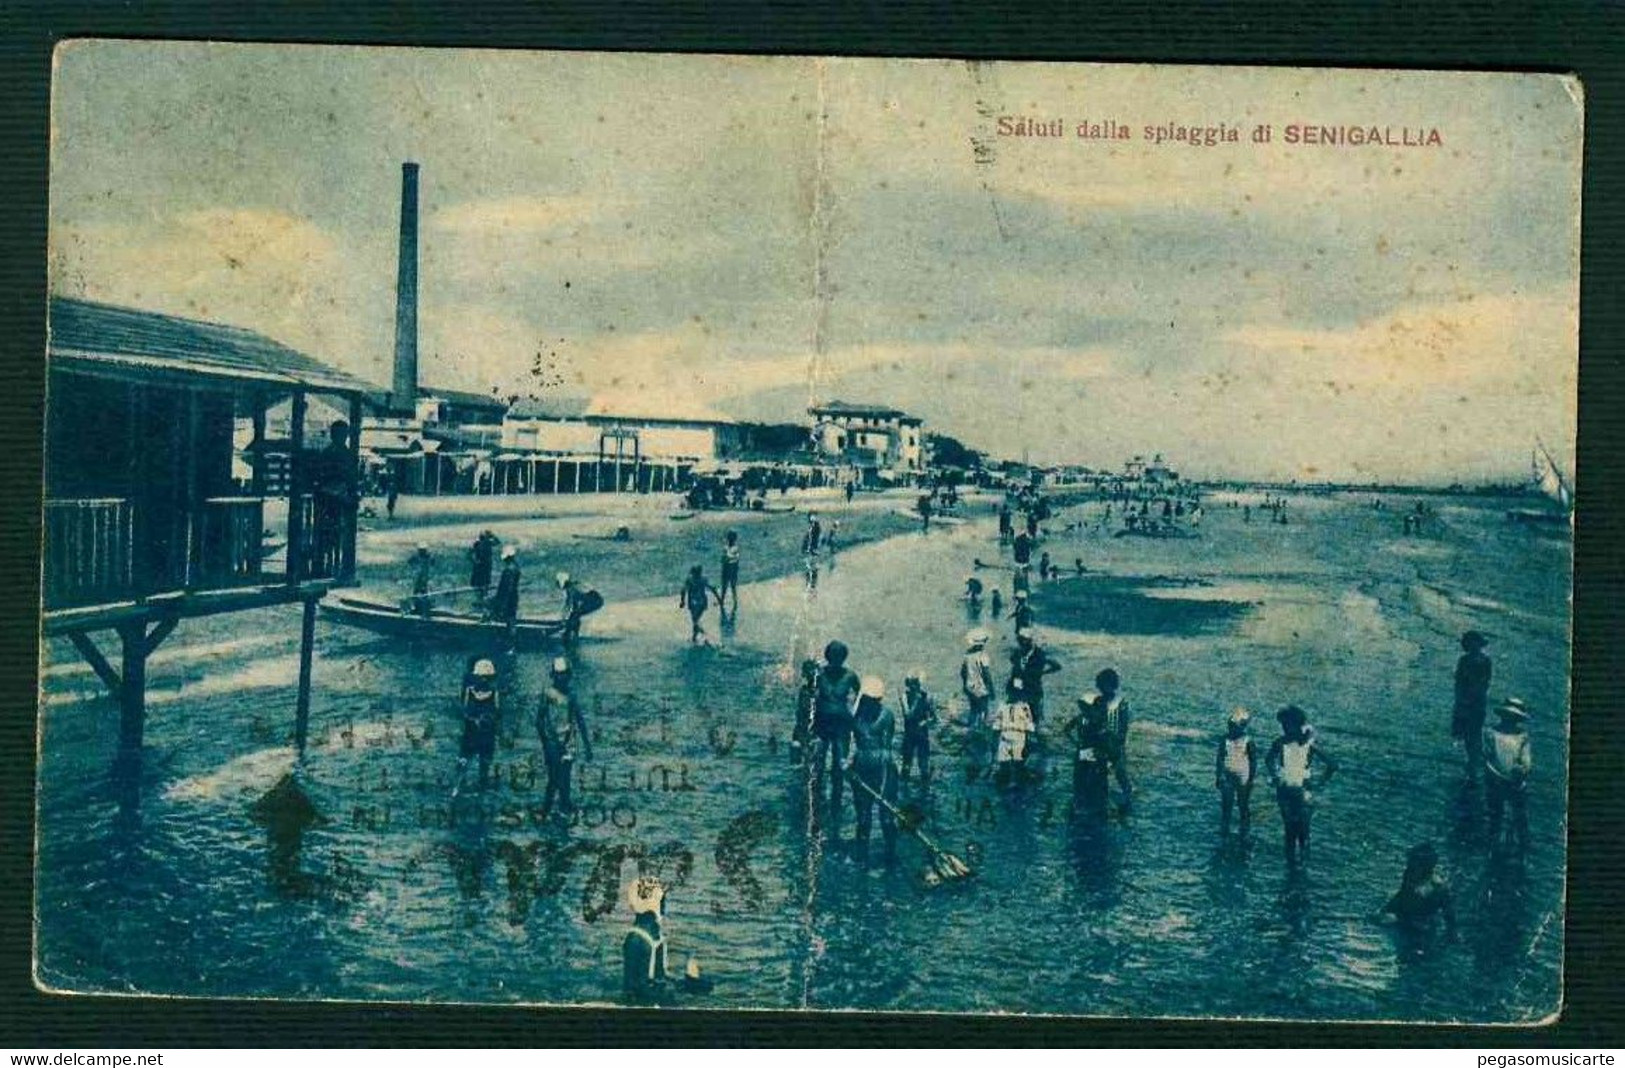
<box><xmin>49</xmin><ymin>43</ymin><xmax>1581</xmax><ymax>482</ymax></box>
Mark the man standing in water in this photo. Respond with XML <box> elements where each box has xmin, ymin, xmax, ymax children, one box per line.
<box><xmin>488</xmin><ymin>545</ymin><xmax>522</xmax><ymax>632</ymax></box>
<box><xmin>1086</xmin><ymin>668</ymin><xmax>1133</xmax><ymax>808</ymax></box>
<box><xmin>1452</xmin><ymin>631</ymin><xmax>1493</xmax><ymax>785</ymax></box>
<box><xmin>812</xmin><ymin>640</ymin><xmax>861</xmax><ymax>821</ymax></box>
<box><xmin>1483</xmin><ymin>697</ymin><xmax>1532</xmax><ymax>856</ymax></box>
<box><xmin>1011</xmin><ymin>589</ymin><xmax>1035</xmax><ymax>634</ymax></box>
<box><xmin>1009</xmin><ymin>627</ymin><xmax>1061</xmax><ymax>722</ymax></box>
<box><xmin>802</xmin><ymin>514</ymin><xmax>823</xmax><ymax>590</ymax></box>
<box><xmin>1066</xmin><ymin>693</ymin><xmax>1116</xmax><ymax>822</ymax></box>
<box><xmin>803</xmin><ymin>513</ymin><xmax>823</xmax><ymax>555</ymax></box>
<box><xmin>719</xmin><ymin>530</ymin><xmax>742</xmax><ymax>616</ymax></box>
<box><xmin>407</xmin><ymin>542</ymin><xmax>434</xmax><ymax>617</ymax></box>
<box><xmin>960</xmin><ymin>629</ymin><xmax>995</xmax><ymax>731</ymax></box>
<box><xmin>468</xmin><ymin>530</ymin><xmax>497</xmax><ymax>605</ymax></box>
<box><xmin>899</xmin><ymin>670</ymin><xmax>937</xmax><ymax>785</ymax></box>
<box><xmin>1266</xmin><ymin>705</ymin><xmax>1338</xmax><ymax>868</ymax></box>
<box><xmin>791</xmin><ymin>658</ymin><xmax>819</xmax><ymax>765</ymax></box>
<box><xmin>1012</xmin><ymin>527</ymin><xmax>1034</xmax><ymax>569</ymax></box>
<box><xmin>679</xmin><ymin>564</ymin><xmax>722</xmax><ymax>645</ymax></box>
<box><xmin>537</xmin><ymin>657</ymin><xmax>589</xmax><ymax>819</ymax></box>
<box><xmin>451</xmin><ymin>658</ymin><xmax>500</xmax><ymax>798</ymax></box>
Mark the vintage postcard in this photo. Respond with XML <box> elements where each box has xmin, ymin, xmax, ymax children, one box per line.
<box><xmin>37</xmin><ymin>43</ymin><xmax>1578</xmax><ymax>1022</ymax></box>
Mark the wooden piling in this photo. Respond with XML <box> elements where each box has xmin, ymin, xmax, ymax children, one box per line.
<box><xmin>295</xmin><ymin>595</ymin><xmax>317</xmax><ymax>756</ymax></box>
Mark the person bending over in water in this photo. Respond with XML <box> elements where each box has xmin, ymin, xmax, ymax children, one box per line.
<box><xmin>964</xmin><ymin>575</ymin><xmax>984</xmax><ymax>613</ymax></box>
<box><xmin>1380</xmin><ymin>842</ymin><xmax>1456</xmax><ymax>941</ymax></box>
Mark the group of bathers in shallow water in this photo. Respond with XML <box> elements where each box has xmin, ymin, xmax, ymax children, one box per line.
<box><xmin>780</xmin><ymin>493</ymin><xmax>1537</xmax><ymax>942</ymax></box>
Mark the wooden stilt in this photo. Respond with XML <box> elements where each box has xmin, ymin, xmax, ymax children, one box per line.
<box><xmin>67</xmin><ymin>631</ymin><xmax>122</xmax><ymax>695</ymax></box>
<box><xmin>295</xmin><ymin>595</ymin><xmax>317</xmax><ymax>757</ymax></box>
<box><xmin>117</xmin><ymin>620</ymin><xmax>147</xmax><ymax>757</ymax></box>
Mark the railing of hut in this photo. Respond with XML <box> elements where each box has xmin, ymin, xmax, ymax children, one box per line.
<box><xmin>42</xmin><ymin>498</ymin><xmax>133</xmax><ymax>608</ymax></box>
<box><xmin>197</xmin><ymin>497</ymin><xmax>266</xmax><ymax>585</ymax></box>
<box><xmin>43</xmin><ymin>495</ymin><xmax>346</xmax><ymax>610</ymax></box>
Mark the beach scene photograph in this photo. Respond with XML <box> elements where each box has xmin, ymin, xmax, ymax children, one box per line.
<box><xmin>37</xmin><ymin>44</ymin><xmax>1577</xmax><ymax>1022</ymax></box>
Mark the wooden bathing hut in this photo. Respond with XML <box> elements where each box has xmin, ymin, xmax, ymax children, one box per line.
<box><xmin>42</xmin><ymin>296</ymin><xmax>373</xmax><ymax>777</ymax></box>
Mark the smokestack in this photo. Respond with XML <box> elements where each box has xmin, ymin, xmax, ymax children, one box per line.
<box><xmin>391</xmin><ymin>161</ymin><xmax>420</xmax><ymax>414</ymax></box>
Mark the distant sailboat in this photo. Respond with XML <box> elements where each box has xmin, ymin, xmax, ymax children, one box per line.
<box><xmin>1507</xmin><ymin>440</ymin><xmax>1573</xmax><ymax>530</ymax></box>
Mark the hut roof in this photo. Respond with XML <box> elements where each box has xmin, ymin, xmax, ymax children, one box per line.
<box><xmin>49</xmin><ymin>296</ymin><xmax>376</xmax><ymax>395</ymax></box>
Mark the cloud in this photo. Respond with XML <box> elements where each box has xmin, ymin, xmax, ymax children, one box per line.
<box><xmin>428</xmin><ymin>195</ymin><xmax>604</xmax><ymax>235</ymax></box>
<box><xmin>1222</xmin><ymin>291</ymin><xmax>1577</xmax><ymax>395</ymax></box>
<box><xmin>51</xmin><ymin>209</ymin><xmax>386</xmax><ymax>383</ymax></box>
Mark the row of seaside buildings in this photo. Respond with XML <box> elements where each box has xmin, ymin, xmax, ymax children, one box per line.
<box><xmin>348</xmin><ymin>390</ymin><xmax>926</xmax><ymax>498</ymax></box>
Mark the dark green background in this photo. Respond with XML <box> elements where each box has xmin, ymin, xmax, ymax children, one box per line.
<box><xmin>1</xmin><ymin>0</ymin><xmax>1620</xmax><ymax>1047</ymax></box>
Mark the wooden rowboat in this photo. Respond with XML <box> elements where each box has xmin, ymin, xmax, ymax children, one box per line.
<box><xmin>319</xmin><ymin>593</ymin><xmax>567</xmax><ymax>649</ymax></box>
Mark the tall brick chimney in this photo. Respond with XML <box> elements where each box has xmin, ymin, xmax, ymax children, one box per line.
<box><xmin>391</xmin><ymin>161</ymin><xmax>420</xmax><ymax>414</ymax></box>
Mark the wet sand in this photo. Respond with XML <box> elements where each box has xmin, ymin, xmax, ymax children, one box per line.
<box><xmin>34</xmin><ymin>488</ymin><xmax>1569</xmax><ymax>1021</ymax></box>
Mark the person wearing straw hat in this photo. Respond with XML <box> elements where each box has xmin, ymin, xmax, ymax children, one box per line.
<box><xmin>1266</xmin><ymin>705</ymin><xmax>1339</xmax><ymax>868</ymax></box>
<box><xmin>451</xmin><ymin>658</ymin><xmax>500</xmax><ymax>798</ymax></box>
<box><xmin>960</xmin><ymin>629</ymin><xmax>995</xmax><ymax>729</ymax></box>
<box><xmin>1452</xmin><ymin>631</ymin><xmax>1494</xmax><ymax>785</ymax></box>
<box><xmin>849</xmin><ymin>676</ymin><xmax>899</xmax><ymax>861</ymax></box>
<box><xmin>1483</xmin><ymin>697</ymin><xmax>1532</xmax><ymax>855</ymax></box>
<box><xmin>1214</xmin><ymin>707</ymin><xmax>1258</xmax><ymax>838</ymax></box>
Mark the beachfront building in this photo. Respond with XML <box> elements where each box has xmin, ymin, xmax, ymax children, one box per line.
<box><xmin>494</xmin><ymin>397</ymin><xmax>745</xmax><ymax>494</ymax></box>
<box><xmin>1124</xmin><ymin>453</ymin><xmax>1178</xmax><ymax>485</ymax></box>
<box><xmin>44</xmin><ymin>296</ymin><xmax>371</xmax><ymax>777</ymax></box>
<box><xmin>353</xmin><ymin>387</ymin><xmax>508</xmax><ymax>496</ymax></box>
<box><xmin>808</xmin><ymin>400</ymin><xmax>925</xmax><ymax>483</ymax></box>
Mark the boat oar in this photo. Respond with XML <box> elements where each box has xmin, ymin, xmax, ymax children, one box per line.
<box><xmin>842</xmin><ymin>766</ymin><xmax>973</xmax><ymax>883</ymax></box>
